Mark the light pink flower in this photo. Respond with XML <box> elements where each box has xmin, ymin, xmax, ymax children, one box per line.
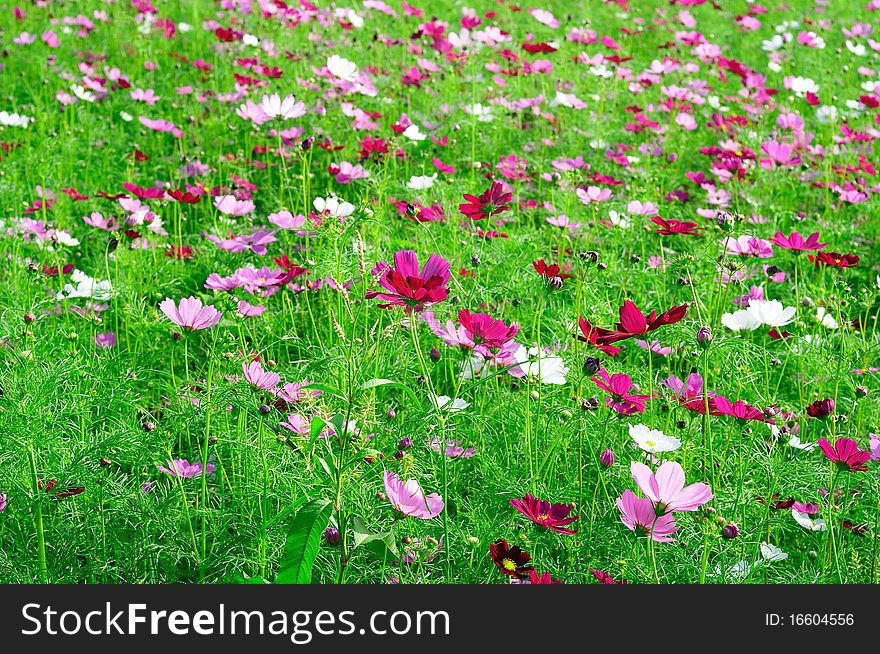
<box><xmin>617</xmin><ymin>490</ymin><xmax>677</xmax><ymax>542</ymax></box>
<box><xmin>630</xmin><ymin>461</ymin><xmax>713</xmax><ymax>514</ymax></box>
<box><xmin>383</xmin><ymin>470</ymin><xmax>443</xmax><ymax>519</ymax></box>
<box><xmin>159</xmin><ymin>296</ymin><xmax>222</xmax><ymax>331</ymax></box>
<box><xmin>242</xmin><ymin>360</ymin><xmax>280</xmax><ymax>391</ymax></box>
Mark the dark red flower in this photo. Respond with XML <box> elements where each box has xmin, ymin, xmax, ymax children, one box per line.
<box><xmin>38</xmin><ymin>479</ymin><xmax>85</xmax><ymax>499</ymax></box>
<box><xmin>818</xmin><ymin>437</ymin><xmax>871</xmax><ymax>473</ymax></box>
<box><xmin>459</xmin><ymin>181</ymin><xmax>512</xmax><ymax>221</ymax></box>
<box><xmin>808</xmin><ymin>252</ymin><xmax>860</xmax><ymax>268</ymax></box>
<box><xmin>509</xmin><ymin>493</ymin><xmax>579</xmax><ymax>534</ymax></box>
<box><xmin>805</xmin><ymin>398</ymin><xmax>835</xmax><ymax>419</ymax></box>
<box><xmin>650</xmin><ymin>216</ymin><xmax>703</xmax><ymax>236</ymax></box>
<box><xmin>489</xmin><ymin>539</ymin><xmax>535</xmax><ymax>579</ymax></box>
<box><xmin>756</xmin><ymin>494</ymin><xmax>796</xmax><ymax>510</ymax></box>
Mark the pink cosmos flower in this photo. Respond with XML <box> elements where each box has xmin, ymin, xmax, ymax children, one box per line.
<box><xmin>634</xmin><ymin>340</ymin><xmax>674</xmax><ymax>356</ymax></box>
<box><xmin>708</xmin><ymin>395</ymin><xmax>767</xmax><ymax>422</ymax></box>
<box><xmin>236</xmin><ymin>300</ymin><xmax>266</xmax><ymax>317</ymax></box>
<box><xmin>236</xmin><ymin>99</ymin><xmax>271</xmax><ymax>125</ymax></box>
<box><xmin>366</xmin><ymin>250</ymin><xmax>450</xmax><ymax>313</ymax></box>
<box><xmin>95</xmin><ymin>332</ymin><xmax>116</xmax><ymax>348</ymax></box>
<box><xmin>276</xmin><ymin>380</ymin><xmax>321</xmax><ymax>403</ymax></box>
<box><xmin>759</xmin><ymin>140</ymin><xmax>801</xmax><ymax>169</ymax></box>
<box><xmin>130</xmin><ymin>88</ymin><xmax>161</xmax><ymax>105</ymax></box>
<box><xmin>242</xmin><ymin>360</ymin><xmax>280</xmax><ymax>391</ymax></box>
<box><xmin>770</xmin><ymin>231</ymin><xmax>828</xmax><ymax>252</ymax></box>
<box><xmin>268</xmin><ymin>210</ymin><xmax>308</xmax><ymax>230</ymax></box>
<box><xmin>157</xmin><ymin>459</ymin><xmax>215</xmax><ymax>479</ymax></box>
<box><xmin>331</xmin><ymin>161</ymin><xmax>370</xmax><ymax>184</ymax></box>
<box><xmin>576</xmin><ymin>185</ymin><xmax>612</xmax><ymax>204</ymax></box>
<box><xmin>258</xmin><ymin>93</ymin><xmax>306</xmax><ymax>120</ymax></box>
<box><xmin>617</xmin><ymin>490</ymin><xmax>677</xmax><ymax>542</ymax></box>
<box><xmin>630</xmin><ymin>461</ymin><xmax>713</xmax><ymax>514</ymax></box>
<box><xmin>591</xmin><ymin>368</ymin><xmax>654</xmax><ymax>415</ymax></box>
<box><xmin>138</xmin><ymin>116</ymin><xmax>183</xmax><ymax>138</ymax></box>
<box><xmin>723</xmin><ymin>235</ymin><xmax>774</xmax><ymax>258</ymax></box>
<box><xmin>213</xmin><ymin>195</ymin><xmax>255</xmax><ymax>216</ymax></box>
<box><xmin>818</xmin><ymin>437</ymin><xmax>871</xmax><ymax>473</ymax></box>
<box><xmin>383</xmin><ymin>470</ymin><xmax>444</xmax><ymax>519</ymax></box>
<box><xmin>529</xmin><ymin>8</ymin><xmax>560</xmax><ymax>28</ymax></box>
<box><xmin>159</xmin><ymin>296</ymin><xmax>222</xmax><ymax>331</ymax></box>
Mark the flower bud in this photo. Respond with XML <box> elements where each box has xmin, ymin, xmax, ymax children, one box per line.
<box><xmin>429</xmin><ymin>347</ymin><xmax>441</xmax><ymax>362</ymax></box>
<box><xmin>722</xmin><ymin>523</ymin><xmax>739</xmax><ymax>539</ymax></box>
<box><xmin>599</xmin><ymin>449</ymin><xmax>615</xmax><ymax>467</ymax></box>
<box><xmin>583</xmin><ymin>357</ymin><xmax>601</xmax><ymax>375</ymax></box>
<box><xmin>324</xmin><ymin>527</ymin><xmax>340</xmax><ymax>545</ymax></box>
<box><xmin>696</xmin><ymin>326</ymin><xmax>713</xmax><ymax>345</ymax></box>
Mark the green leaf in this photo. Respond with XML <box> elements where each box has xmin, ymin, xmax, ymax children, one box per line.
<box><xmin>277</xmin><ymin>499</ymin><xmax>333</xmax><ymax>584</ymax></box>
<box><xmin>358</xmin><ymin>378</ymin><xmax>421</xmax><ymax>409</ymax></box>
<box><xmin>351</xmin><ymin>515</ymin><xmax>399</xmax><ymax>560</ymax></box>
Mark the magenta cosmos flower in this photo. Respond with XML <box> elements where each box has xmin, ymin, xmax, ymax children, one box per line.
<box><xmin>591</xmin><ymin>368</ymin><xmax>654</xmax><ymax>415</ymax></box>
<box><xmin>509</xmin><ymin>493</ymin><xmax>579</xmax><ymax>534</ymax></box>
<box><xmin>617</xmin><ymin>490</ymin><xmax>677</xmax><ymax>542</ymax></box>
<box><xmin>818</xmin><ymin>437</ymin><xmax>871</xmax><ymax>473</ymax></box>
<box><xmin>424</xmin><ymin>309</ymin><xmax>519</xmax><ymax>357</ymax></box>
<box><xmin>159</xmin><ymin>296</ymin><xmax>222</xmax><ymax>331</ymax></box>
<box><xmin>770</xmin><ymin>230</ymin><xmax>828</xmax><ymax>252</ymax></box>
<box><xmin>157</xmin><ymin>459</ymin><xmax>215</xmax><ymax>478</ymax></box>
<box><xmin>383</xmin><ymin>470</ymin><xmax>444</xmax><ymax>519</ymax></box>
<box><xmin>366</xmin><ymin>250</ymin><xmax>450</xmax><ymax>313</ymax></box>
<box><xmin>630</xmin><ymin>461</ymin><xmax>713</xmax><ymax>514</ymax></box>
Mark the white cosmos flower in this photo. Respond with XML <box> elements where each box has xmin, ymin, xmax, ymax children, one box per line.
<box><xmin>787</xmin><ymin>76</ymin><xmax>818</xmax><ymax>96</ymax></box>
<box><xmin>56</xmin><ymin>270</ymin><xmax>113</xmax><ymax>301</ymax></box>
<box><xmin>787</xmin><ymin>435</ymin><xmax>816</xmax><ymax>451</ymax></box>
<box><xmin>761</xmin><ymin>35</ymin><xmax>785</xmax><ymax>51</ymax></box>
<box><xmin>745</xmin><ymin>299</ymin><xmax>796</xmax><ymax>327</ymax></box>
<box><xmin>120</xmin><ymin>111</ymin><xmax>133</xmax><ymax>122</ymax></box>
<box><xmin>721</xmin><ymin>309</ymin><xmax>761</xmax><ymax>332</ymax></box>
<box><xmin>431</xmin><ymin>394</ymin><xmax>470</xmax><ymax>412</ymax></box>
<box><xmin>258</xmin><ymin>93</ymin><xmax>306</xmax><ymax>120</ymax></box>
<box><xmin>628</xmin><ymin>424</ymin><xmax>681</xmax><ymax>453</ymax></box>
<box><xmin>72</xmin><ymin>85</ymin><xmax>96</xmax><ymax>103</ymax></box>
<box><xmin>511</xmin><ymin>345</ymin><xmax>568</xmax><ymax>385</ymax></box>
<box><xmin>327</xmin><ymin>55</ymin><xmax>359</xmax><ymax>82</ymax></box>
<box><xmin>760</xmin><ymin>541</ymin><xmax>788</xmax><ymax>562</ymax></box>
<box><xmin>816</xmin><ymin>307</ymin><xmax>838</xmax><ymax>329</ymax></box>
<box><xmin>464</xmin><ymin>103</ymin><xmax>494</xmax><ymax>122</ymax></box>
<box><xmin>407</xmin><ymin>174</ymin><xmax>437</xmax><ymax>190</ymax></box>
<box><xmin>52</xmin><ymin>230</ymin><xmax>80</xmax><ymax>247</ymax></box>
<box><xmin>0</xmin><ymin>111</ymin><xmax>33</xmax><ymax>127</ymax></box>
<box><xmin>816</xmin><ymin>105</ymin><xmax>838</xmax><ymax>124</ymax></box>
<box><xmin>608</xmin><ymin>211</ymin><xmax>631</xmax><ymax>228</ymax></box>
<box><xmin>846</xmin><ymin>40</ymin><xmax>867</xmax><ymax>56</ymax></box>
<box><xmin>313</xmin><ymin>195</ymin><xmax>354</xmax><ymax>218</ymax></box>
<box><xmin>792</xmin><ymin>509</ymin><xmax>826</xmax><ymax>532</ymax></box>
<box><xmin>402</xmin><ymin>124</ymin><xmax>426</xmax><ymax>141</ymax></box>
<box><xmin>243</xmin><ymin>33</ymin><xmax>259</xmax><ymax>47</ymax></box>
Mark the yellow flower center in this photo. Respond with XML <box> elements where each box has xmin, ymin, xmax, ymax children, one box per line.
<box><xmin>502</xmin><ymin>558</ymin><xmax>517</xmax><ymax>571</ymax></box>
<box><xmin>538</xmin><ymin>513</ymin><xmax>550</xmax><ymax>522</ymax></box>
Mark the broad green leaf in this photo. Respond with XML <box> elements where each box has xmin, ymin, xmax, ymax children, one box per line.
<box><xmin>351</xmin><ymin>515</ymin><xmax>399</xmax><ymax>560</ymax></box>
<box><xmin>277</xmin><ymin>499</ymin><xmax>333</xmax><ymax>584</ymax></box>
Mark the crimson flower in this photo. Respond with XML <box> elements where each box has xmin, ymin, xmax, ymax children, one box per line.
<box><xmin>708</xmin><ymin>395</ymin><xmax>767</xmax><ymax>422</ymax></box>
<box><xmin>527</xmin><ymin>570</ymin><xmax>564</xmax><ymax>584</ymax></box>
<box><xmin>770</xmin><ymin>230</ymin><xmax>827</xmax><ymax>252</ymax></box>
<box><xmin>509</xmin><ymin>493</ymin><xmax>579</xmax><ymax>534</ymax></box>
<box><xmin>818</xmin><ymin>437</ymin><xmax>871</xmax><ymax>473</ymax></box>
<box><xmin>458</xmin><ymin>310</ymin><xmax>519</xmax><ymax>350</ymax></box>
<box><xmin>591</xmin><ymin>368</ymin><xmax>653</xmax><ymax>415</ymax></box>
<box><xmin>590</xmin><ymin>300</ymin><xmax>688</xmax><ymax>345</ymax></box>
<box><xmin>577</xmin><ymin>317</ymin><xmax>621</xmax><ymax>356</ymax></box>
<box><xmin>589</xmin><ymin>569</ymin><xmax>627</xmax><ymax>585</ymax></box>
<box><xmin>489</xmin><ymin>539</ymin><xmax>535</xmax><ymax>579</ymax></box>
<box><xmin>366</xmin><ymin>249</ymin><xmax>451</xmax><ymax>313</ymax></box>
<box><xmin>650</xmin><ymin>216</ymin><xmax>703</xmax><ymax>236</ymax></box>
<box><xmin>808</xmin><ymin>251</ymin><xmax>859</xmax><ymax>268</ymax></box>
<box><xmin>168</xmin><ymin>189</ymin><xmax>202</xmax><ymax>204</ymax></box>
<box><xmin>532</xmin><ymin>259</ymin><xmax>572</xmax><ymax>288</ymax></box>
<box><xmin>459</xmin><ymin>181</ymin><xmax>512</xmax><ymax>221</ymax></box>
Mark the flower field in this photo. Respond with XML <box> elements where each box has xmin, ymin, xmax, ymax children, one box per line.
<box><xmin>1</xmin><ymin>0</ymin><xmax>879</xmax><ymax>586</ymax></box>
